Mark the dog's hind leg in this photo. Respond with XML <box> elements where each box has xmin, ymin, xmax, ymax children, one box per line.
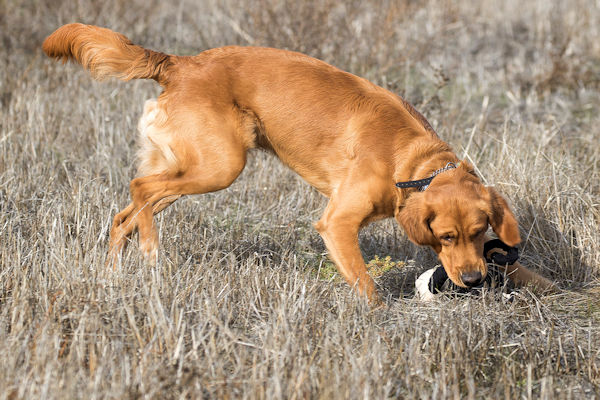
<box><xmin>108</xmin><ymin>109</ymin><xmax>250</xmax><ymax>264</ymax></box>
<box><xmin>107</xmin><ymin>196</ymin><xmax>180</xmax><ymax>262</ymax></box>
<box><xmin>152</xmin><ymin>195</ymin><xmax>181</xmax><ymax>214</ymax></box>
<box><xmin>107</xmin><ymin>202</ymin><xmax>135</xmax><ymax>259</ymax></box>
<box><xmin>109</xmin><ymin>156</ymin><xmax>246</xmax><ymax>263</ymax></box>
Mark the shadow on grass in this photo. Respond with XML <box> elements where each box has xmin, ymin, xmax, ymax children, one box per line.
<box><xmin>163</xmin><ymin>204</ymin><xmax>594</xmax><ymax>303</ymax></box>
<box><xmin>519</xmin><ymin>204</ymin><xmax>594</xmax><ymax>290</ymax></box>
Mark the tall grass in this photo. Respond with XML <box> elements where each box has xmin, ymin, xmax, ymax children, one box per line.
<box><xmin>1</xmin><ymin>0</ymin><xmax>599</xmax><ymax>398</ymax></box>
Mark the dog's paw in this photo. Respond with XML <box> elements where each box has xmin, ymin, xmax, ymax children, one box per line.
<box><xmin>139</xmin><ymin>235</ymin><xmax>158</xmax><ymax>266</ymax></box>
<box><xmin>107</xmin><ymin>233</ymin><xmax>128</xmax><ymax>269</ymax></box>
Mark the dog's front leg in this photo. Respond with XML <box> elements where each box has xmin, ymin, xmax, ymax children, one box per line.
<box><xmin>314</xmin><ymin>198</ymin><xmax>379</xmax><ymax>304</ymax></box>
<box><xmin>499</xmin><ymin>261</ymin><xmax>558</xmax><ymax>292</ymax></box>
<box><xmin>483</xmin><ymin>234</ymin><xmax>558</xmax><ymax>293</ymax></box>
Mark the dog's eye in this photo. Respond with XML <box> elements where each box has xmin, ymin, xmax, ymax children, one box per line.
<box><xmin>440</xmin><ymin>235</ymin><xmax>453</xmax><ymax>244</ymax></box>
<box><xmin>471</xmin><ymin>228</ymin><xmax>487</xmax><ymax>239</ymax></box>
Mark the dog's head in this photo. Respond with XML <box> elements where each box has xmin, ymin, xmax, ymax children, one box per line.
<box><xmin>396</xmin><ymin>164</ymin><xmax>520</xmax><ymax>287</ymax></box>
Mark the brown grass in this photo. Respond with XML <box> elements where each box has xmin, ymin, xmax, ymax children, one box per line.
<box><xmin>1</xmin><ymin>0</ymin><xmax>599</xmax><ymax>398</ymax></box>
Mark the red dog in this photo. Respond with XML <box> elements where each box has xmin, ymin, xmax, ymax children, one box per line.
<box><xmin>43</xmin><ymin>24</ymin><xmax>554</xmax><ymax>303</ymax></box>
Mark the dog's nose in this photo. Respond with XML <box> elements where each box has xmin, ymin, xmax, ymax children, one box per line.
<box><xmin>461</xmin><ymin>271</ymin><xmax>482</xmax><ymax>286</ymax></box>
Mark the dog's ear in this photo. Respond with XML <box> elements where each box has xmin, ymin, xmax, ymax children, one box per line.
<box><xmin>398</xmin><ymin>193</ymin><xmax>438</xmax><ymax>248</ymax></box>
<box><xmin>485</xmin><ymin>187</ymin><xmax>521</xmax><ymax>246</ymax></box>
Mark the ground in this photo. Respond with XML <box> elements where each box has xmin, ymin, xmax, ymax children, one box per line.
<box><xmin>0</xmin><ymin>0</ymin><xmax>599</xmax><ymax>398</ymax></box>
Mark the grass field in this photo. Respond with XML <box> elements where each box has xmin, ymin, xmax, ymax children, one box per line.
<box><xmin>1</xmin><ymin>0</ymin><xmax>599</xmax><ymax>398</ymax></box>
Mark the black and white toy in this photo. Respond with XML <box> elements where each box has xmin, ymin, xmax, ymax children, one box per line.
<box><xmin>416</xmin><ymin>239</ymin><xmax>519</xmax><ymax>301</ymax></box>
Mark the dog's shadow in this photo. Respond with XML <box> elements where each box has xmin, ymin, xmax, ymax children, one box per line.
<box><xmin>517</xmin><ymin>204</ymin><xmax>592</xmax><ymax>289</ymax></box>
<box><xmin>166</xmin><ymin>202</ymin><xmax>589</xmax><ymax>300</ymax></box>
<box><xmin>359</xmin><ymin>220</ymin><xmax>437</xmax><ymax>300</ymax></box>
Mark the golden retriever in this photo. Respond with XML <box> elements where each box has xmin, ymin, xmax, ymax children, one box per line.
<box><xmin>43</xmin><ymin>23</ymin><xmax>555</xmax><ymax>303</ymax></box>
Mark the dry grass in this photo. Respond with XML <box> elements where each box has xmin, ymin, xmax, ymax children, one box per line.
<box><xmin>1</xmin><ymin>0</ymin><xmax>599</xmax><ymax>398</ymax></box>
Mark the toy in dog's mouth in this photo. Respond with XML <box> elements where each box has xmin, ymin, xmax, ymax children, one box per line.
<box><xmin>416</xmin><ymin>239</ymin><xmax>518</xmax><ymax>301</ymax></box>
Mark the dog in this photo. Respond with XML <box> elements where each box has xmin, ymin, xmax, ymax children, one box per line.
<box><xmin>43</xmin><ymin>23</ymin><xmax>555</xmax><ymax>303</ymax></box>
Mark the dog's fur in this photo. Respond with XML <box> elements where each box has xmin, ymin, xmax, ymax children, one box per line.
<box><xmin>43</xmin><ymin>24</ymin><xmax>555</xmax><ymax>303</ymax></box>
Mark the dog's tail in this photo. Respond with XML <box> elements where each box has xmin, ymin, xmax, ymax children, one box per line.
<box><xmin>42</xmin><ymin>23</ymin><xmax>172</xmax><ymax>85</ymax></box>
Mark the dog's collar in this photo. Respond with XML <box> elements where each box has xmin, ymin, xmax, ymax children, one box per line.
<box><xmin>395</xmin><ymin>162</ymin><xmax>458</xmax><ymax>191</ymax></box>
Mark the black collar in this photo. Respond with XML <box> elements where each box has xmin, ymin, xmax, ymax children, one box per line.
<box><xmin>395</xmin><ymin>162</ymin><xmax>458</xmax><ymax>191</ymax></box>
